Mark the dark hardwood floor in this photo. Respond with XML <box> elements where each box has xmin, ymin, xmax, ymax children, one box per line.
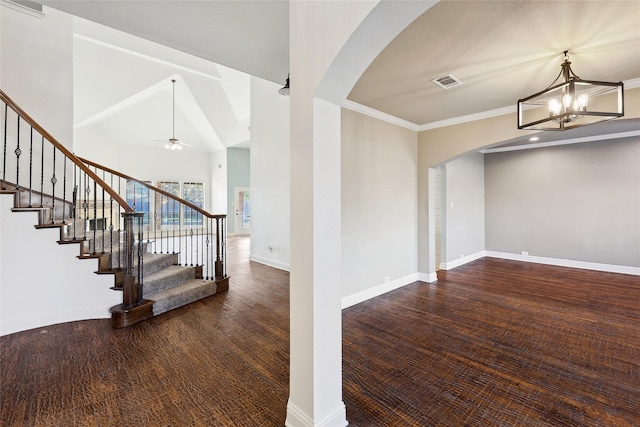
<box><xmin>1</xmin><ymin>237</ymin><xmax>639</xmax><ymax>426</ymax></box>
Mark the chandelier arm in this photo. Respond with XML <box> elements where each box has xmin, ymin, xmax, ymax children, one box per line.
<box><xmin>542</xmin><ymin>68</ymin><xmax>565</xmax><ymax>91</ymax></box>
<box><xmin>566</xmin><ymin>63</ymin><xmax>582</xmax><ymax>81</ymax></box>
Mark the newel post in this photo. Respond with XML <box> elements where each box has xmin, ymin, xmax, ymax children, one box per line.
<box><xmin>214</xmin><ymin>216</ymin><xmax>229</xmax><ymax>291</ymax></box>
<box><xmin>109</xmin><ymin>211</ymin><xmax>154</xmax><ymax>327</ymax></box>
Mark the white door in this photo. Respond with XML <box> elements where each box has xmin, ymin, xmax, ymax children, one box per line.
<box><xmin>234</xmin><ymin>187</ymin><xmax>250</xmax><ymax>235</ymax></box>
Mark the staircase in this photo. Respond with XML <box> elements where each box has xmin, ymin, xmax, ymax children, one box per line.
<box><xmin>1</xmin><ymin>89</ymin><xmax>229</xmax><ymax>330</ymax></box>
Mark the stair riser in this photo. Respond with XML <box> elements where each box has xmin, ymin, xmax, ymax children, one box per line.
<box><xmin>152</xmin><ymin>281</ymin><xmax>217</xmax><ymax>316</ymax></box>
<box><xmin>144</xmin><ymin>268</ymin><xmax>197</xmax><ymax>295</ymax></box>
<box><xmin>143</xmin><ymin>254</ymin><xmax>179</xmax><ymax>276</ymax></box>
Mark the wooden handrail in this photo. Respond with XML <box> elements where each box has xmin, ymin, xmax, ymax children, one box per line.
<box><xmin>79</xmin><ymin>156</ymin><xmax>226</xmax><ymax>219</ymax></box>
<box><xmin>0</xmin><ymin>89</ymin><xmax>134</xmax><ymax>212</ymax></box>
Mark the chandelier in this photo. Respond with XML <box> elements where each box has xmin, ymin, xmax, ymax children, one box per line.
<box><xmin>517</xmin><ymin>51</ymin><xmax>624</xmax><ymax>131</ymax></box>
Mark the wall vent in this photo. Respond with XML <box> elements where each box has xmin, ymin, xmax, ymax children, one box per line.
<box><xmin>432</xmin><ymin>74</ymin><xmax>463</xmax><ymax>90</ymax></box>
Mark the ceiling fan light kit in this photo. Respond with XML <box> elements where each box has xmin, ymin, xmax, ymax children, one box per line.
<box><xmin>160</xmin><ymin>78</ymin><xmax>191</xmax><ymax>150</ymax></box>
<box><xmin>517</xmin><ymin>51</ymin><xmax>624</xmax><ymax>131</ymax></box>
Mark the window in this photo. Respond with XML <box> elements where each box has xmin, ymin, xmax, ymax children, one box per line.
<box><xmin>183</xmin><ymin>182</ymin><xmax>205</xmax><ymax>226</ymax></box>
<box><xmin>126</xmin><ymin>180</ymin><xmax>151</xmax><ymax>225</ymax></box>
<box><xmin>157</xmin><ymin>181</ymin><xmax>181</xmax><ymax>226</ymax></box>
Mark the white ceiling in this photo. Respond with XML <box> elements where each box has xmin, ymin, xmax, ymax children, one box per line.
<box><xmin>39</xmin><ymin>0</ymin><xmax>640</xmax><ymax>152</ymax></box>
<box><xmin>72</xmin><ymin>17</ymin><xmax>251</xmax><ymax>152</ymax></box>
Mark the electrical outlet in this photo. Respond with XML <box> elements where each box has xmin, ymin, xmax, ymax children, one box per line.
<box><xmin>521</xmin><ymin>251</ymin><xmax>529</xmax><ymax>256</ymax></box>
<box><xmin>384</xmin><ymin>276</ymin><xmax>390</xmax><ymax>284</ymax></box>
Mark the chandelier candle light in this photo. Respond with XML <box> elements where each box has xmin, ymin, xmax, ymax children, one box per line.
<box><xmin>517</xmin><ymin>51</ymin><xmax>624</xmax><ymax>131</ymax></box>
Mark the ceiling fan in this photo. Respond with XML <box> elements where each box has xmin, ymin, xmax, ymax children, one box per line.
<box><xmin>157</xmin><ymin>79</ymin><xmax>193</xmax><ymax>150</ymax></box>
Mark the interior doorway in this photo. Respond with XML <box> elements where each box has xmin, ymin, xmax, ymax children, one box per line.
<box><xmin>234</xmin><ymin>187</ymin><xmax>251</xmax><ymax>235</ymax></box>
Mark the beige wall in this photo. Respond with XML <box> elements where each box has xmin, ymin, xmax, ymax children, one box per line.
<box><xmin>341</xmin><ymin>108</ymin><xmax>418</xmax><ymax>298</ymax></box>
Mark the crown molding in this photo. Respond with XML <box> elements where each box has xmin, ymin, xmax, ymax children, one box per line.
<box><xmin>342</xmin><ymin>100</ymin><xmax>420</xmax><ymax>131</ymax></box>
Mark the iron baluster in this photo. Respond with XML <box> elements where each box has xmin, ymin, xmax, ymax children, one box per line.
<box><xmin>28</xmin><ymin>128</ymin><xmax>33</xmax><ymax>207</ymax></box>
<box><xmin>39</xmin><ymin>136</ymin><xmax>44</xmax><ymax>207</ymax></box>
<box><xmin>62</xmin><ymin>156</ymin><xmax>67</xmax><ymax>224</ymax></box>
<box><xmin>93</xmin><ymin>180</ymin><xmax>97</xmax><ymax>253</ymax></box>
<box><xmin>100</xmin><ymin>170</ymin><xmax>106</xmax><ymax>253</ymax></box>
<box><xmin>189</xmin><ymin>228</ymin><xmax>194</xmax><ymax>266</ymax></box>
<box><xmin>215</xmin><ymin>217</ymin><xmax>221</xmax><ymax>279</ymax></box>
<box><xmin>173</xmin><ymin>197</ymin><xmax>177</xmax><ymax>255</ymax></box>
<box><xmin>2</xmin><ymin>103</ymin><xmax>7</xmax><ymax>190</ymax></box>
<box><xmin>72</xmin><ymin>166</ymin><xmax>78</xmax><ymax>240</ymax></box>
<box><xmin>178</xmin><ymin>199</ymin><xmax>182</xmax><ymax>264</ymax></box>
<box><xmin>153</xmin><ymin>211</ymin><xmax>158</xmax><ymax>254</ymax></box>
<box><xmin>160</xmin><ymin>194</ymin><xmax>166</xmax><ymax>254</ymax></box>
<box><xmin>205</xmin><ymin>218</ymin><xmax>210</xmax><ymax>279</ymax></box>
<box><xmin>50</xmin><ymin>147</ymin><xmax>57</xmax><ymax>223</ymax></box>
<box><xmin>15</xmin><ymin>116</ymin><xmax>21</xmax><ymax>191</ymax></box>
<box><xmin>109</xmin><ymin>173</ymin><xmax>114</xmax><ymax>267</ymax></box>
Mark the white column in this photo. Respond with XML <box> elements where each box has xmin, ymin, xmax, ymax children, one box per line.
<box><xmin>287</xmin><ymin>2</ymin><xmax>435</xmax><ymax>426</ymax></box>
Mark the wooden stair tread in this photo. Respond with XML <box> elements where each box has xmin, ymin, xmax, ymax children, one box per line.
<box><xmin>57</xmin><ymin>239</ymin><xmax>85</xmax><ymax>245</ymax></box>
<box><xmin>34</xmin><ymin>223</ymin><xmax>64</xmax><ymax>229</ymax></box>
<box><xmin>12</xmin><ymin>207</ymin><xmax>47</xmax><ymax>212</ymax></box>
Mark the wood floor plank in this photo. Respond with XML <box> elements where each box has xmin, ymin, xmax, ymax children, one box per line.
<box><xmin>2</xmin><ymin>244</ymin><xmax>638</xmax><ymax>426</ymax></box>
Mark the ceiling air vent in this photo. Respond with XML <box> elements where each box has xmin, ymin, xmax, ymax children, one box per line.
<box><xmin>432</xmin><ymin>74</ymin><xmax>463</xmax><ymax>90</ymax></box>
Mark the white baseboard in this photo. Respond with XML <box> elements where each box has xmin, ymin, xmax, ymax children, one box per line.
<box><xmin>285</xmin><ymin>401</ymin><xmax>347</xmax><ymax>427</ymax></box>
<box><xmin>0</xmin><ymin>307</ymin><xmax>110</xmax><ymax>337</ymax></box>
<box><xmin>249</xmin><ymin>254</ymin><xmax>290</xmax><ymax>271</ymax></box>
<box><xmin>342</xmin><ymin>273</ymin><xmax>420</xmax><ymax>309</ymax></box>
<box><xmin>439</xmin><ymin>251</ymin><xmax>485</xmax><ymax>270</ymax></box>
<box><xmin>418</xmin><ymin>272</ymin><xmax>438</xmax><ymax>283</ymax></box>
<box><xmin>485</xmin><ymin>251</ymin><xmax>640</xmax><ymax>276</ymax></box>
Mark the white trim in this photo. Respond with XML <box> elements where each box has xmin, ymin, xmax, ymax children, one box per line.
<box><xmin>481</xmin><ymin>130</ymin><xmax>640</xmax><ymax>154</ymax></box>
<box><xmin>418</xmin><ymin>272</ymin><xmax>438</xmax><ymax>283</ymax></box>
<box><xmin>485</xmin><ymin>251</ymin><xmax>640</xmax><ymax>276</ymax></box>
<box><xmin>439</xmin><ymin>251</ymin><xmax>485</xmax><ymax>270</ymax></box>
<box><xmin>249</xmin><ymin>254</ymin><xmax>290</xmax><ymax>272</ymax></box>
<box><xmin>341</xmin><ymin>273</ymin><xmax>420</xmax><ymax>309</ymax></box>
<box><xmin>285</xmin><ymin>401</ymin><xmax>347</xmax><ymax>427</ymax></box>
<box><xmin>342</xmin><ymin>100</ymin><xmax>420</xmax><ymax>131</ymax></box>
<box><xmin>418</xmin><ymin>105</ymin><xmax>516</xmax><ymax>131</ymax></box>
<box><xmin>624</xmin><ymin>77</ymin><xmax>640</xmax><ymax>90</ymax></box>
<box><xmin>0</xmin><ymin>307</ymin><xmax>110</xmax><ymax>337</ymax></box>
<box><xmin>1</xmin><ymin>0</ymin><xmax>44</xmax><ymax>17</ymax></box>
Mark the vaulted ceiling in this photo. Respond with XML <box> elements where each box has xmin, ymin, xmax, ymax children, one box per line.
<box><xmin>39</xmin><ymin>0</ymin><xmax>640</xmax><ymax>152</ymax></box>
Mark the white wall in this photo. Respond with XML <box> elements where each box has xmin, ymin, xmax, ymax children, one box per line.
<box><xmin>0</xmin><ymin>3</ymin><xmax>119</xmax><ymax>336</ymax></box>
<box><xmin>210</xmin><ymin>149</ymin><xmax>227</xmax><ymax>215</ymax></box>
<box><xmin>249</xmin><ymin>76</ymin><xmax>290</xmax><ymax>271</ymax></box>
<box><xmin>0</xmin><ymin>3</ymin><xmax>73</xmax><ymax>149</ymax></box>
<box><xmin>441</xmin><ymin>152</ymin><xmax>485</xmax><ymax>269</ymax></box>
<box><xmin>0</xmin><ymin>194</ymin><xmax>121</xmax><ymax>336</ymax></box>
<box><xmin>73</xmin><ymin>137</ymin><xmax>213</xmax><ymax>210</ymax></box>
<box><xmin>341</xmin><ymin>109</ymin><xmax>419</xmax><ymax>307</ymax></box>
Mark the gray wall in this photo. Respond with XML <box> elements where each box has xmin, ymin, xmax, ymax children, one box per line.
<box><xmin>227</xmin><ymin>147</ymin><xmax>250</xmax><ymax>234</ymax></box>
<box><xmin>485</xmin><ymin>137</ymin><xmax>640</xmax><ymax>267</ymax></box>
<box><xmin>443</xmin><ymin>152</ymin><xmax>485</xmax><ymax>265</ymax></box>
